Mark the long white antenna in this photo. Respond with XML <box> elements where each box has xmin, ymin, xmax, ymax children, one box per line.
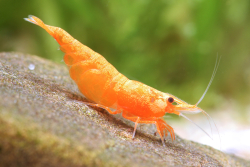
<box><xmin>194</xmin><ymin>55</ymin><xmax>221</xmax><ymax>149</ymax></box>
<box><xmin>195</xmin><ymin>55</ymin><xmax>221</xmax><ymax>106</ymax></box>
<box><xmin>179</xmin><ymin>113</ymin><xmax>213</xmax><ymax>140</ymax></box>
<box><xmin>201</xmin><ymin>110</ymin><xmax>221</xmax><ymax>149</ymax></box>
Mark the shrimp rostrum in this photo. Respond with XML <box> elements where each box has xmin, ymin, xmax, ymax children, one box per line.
<box><xmin>24</xmin><ymin>15</ymin><xmax>220</xmax><ymax>145</ymax></box>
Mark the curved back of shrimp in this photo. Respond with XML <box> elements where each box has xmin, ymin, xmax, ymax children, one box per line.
<box><xmin>24</xmin><ymin>15</ymin><xmax>127</xmax><ymax>107</ymax></box>
<box><xmin>25</xmin><ymin>15</ymin><xmax>95</xmax><ymax>66</ymax></box>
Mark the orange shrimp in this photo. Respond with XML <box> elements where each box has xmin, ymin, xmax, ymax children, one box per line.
<box><xmin>24</xmin><ymin>15</ymin><xmax>220</xmax><ymax>145</ymax></box>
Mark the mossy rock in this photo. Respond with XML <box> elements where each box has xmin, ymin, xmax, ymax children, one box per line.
<box><xmin>0</xmin><ymin>52</ymin><xmax>249</xmax><ymax>167</ymax></box>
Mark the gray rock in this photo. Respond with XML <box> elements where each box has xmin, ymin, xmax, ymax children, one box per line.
<box><xmin>0</xmin><ymin>52</ymin><xmax>249</xmax><ymax>167</ymax></box>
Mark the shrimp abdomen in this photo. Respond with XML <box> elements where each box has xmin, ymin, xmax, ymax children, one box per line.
<box><xmin>70</xmin><ymin>57</ymin><xmax>127</xmax><ymax>107</ymax></box>
<box><xmin>25</xmin><ymin>15</ymin><xmax>93</xmax><ymax>65</ymax></box>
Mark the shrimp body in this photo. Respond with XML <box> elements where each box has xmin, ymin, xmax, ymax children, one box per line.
<box><xmin>25</xmin><ymin>15</ymin><xmax>217</xmax><ymax>145</ymax></box>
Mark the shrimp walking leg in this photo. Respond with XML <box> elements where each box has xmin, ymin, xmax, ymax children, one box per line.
<box><xmin>133</xmin><ymin>117</ymin><xmax>140</xmax><ymax>138</ymax></box>
<box><xmin>122</xmin><ymin>111</ymin><xmax>140</xmax><ymax>138</ymax></box>
<box><xmin>145</xmin><ymin>118</ymin><xmax>175</xmax><ymax>145</ymax></box>
<box><xmin>157</xmin><ymin>118</ymin><xmax>175</xmax><ymax>141</ymax></box>
<box><xmin>121</xmin><ymin>111</ymin><xmax>175</xmax><ymax>144</ymax></box>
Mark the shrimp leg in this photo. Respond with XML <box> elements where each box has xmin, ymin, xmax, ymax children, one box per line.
<box><xmin>121</xmin><ymin>111</ymin><xmax>141</xmax><ymax>138</ymax></box>
<box><xmin>122</xmin><ymin>111</ymin><xmax>174</xmax><ymax>145</ymax></box>
<box><xmin>144</xmin><ymin>118</ymin><xmax>174</xmax><ymax>145</ymax></box>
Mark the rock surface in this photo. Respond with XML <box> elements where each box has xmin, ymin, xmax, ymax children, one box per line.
<box><xmin>0</xmin><ymin>52</ymin><xmax>249</xmax><ymax>167</ymax></box>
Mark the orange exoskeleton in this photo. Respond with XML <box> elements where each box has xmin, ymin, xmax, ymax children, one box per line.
<box><xmin>24</xmin><ymin>15</ymin><xmax>220</xmax><ymax>145</ymax></box>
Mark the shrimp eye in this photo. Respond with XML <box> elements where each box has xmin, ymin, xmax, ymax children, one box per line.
<box><xmin>168</xmin><ymin>97</ymin><xmax>174</xmax><ymax>103</ymax></box>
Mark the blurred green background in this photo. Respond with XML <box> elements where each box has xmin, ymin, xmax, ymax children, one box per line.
<box><xmin>1</xmin><ymin>0</ymin><xmax>250</xmax><ymax>112</ymax></box>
